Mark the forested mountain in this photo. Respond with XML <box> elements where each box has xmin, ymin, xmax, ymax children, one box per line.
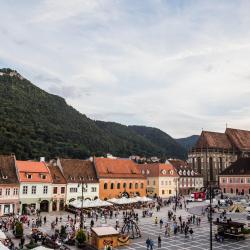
<box><xmin>176</xmin><ymin>135</ymin><xmax>199</xmax><ymax>151</ymax></box>
<box><xmin>0</xmin><ymin>68</ymin><xmax>187</xmax><ymax>160</ymax></box>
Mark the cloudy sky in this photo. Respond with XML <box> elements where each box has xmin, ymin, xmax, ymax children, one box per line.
<box><xmin>1</xmin><ymin>0</ymin><xmax>250</xmax><ymax>138</ymax></box>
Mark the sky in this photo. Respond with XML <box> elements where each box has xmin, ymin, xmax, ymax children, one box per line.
<box><xmin>1</xmin><ymin>0</ymin><xmax>250</xmax><ymax>138</ymax></box>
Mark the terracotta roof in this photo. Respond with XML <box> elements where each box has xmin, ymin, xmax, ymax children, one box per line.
<box><xmin>220</xmin><ymin>158</ymin><xmax>250</xmax><ymax>176</ymax></box>
<box><xmin>59</xmin><ymin>159</ymin><xmax>98</xmax><ymax>183</ymax></box>
<box><xmin>138</xmin><ymin>163</ymin><xmax>178</xmax><ymax>177</ymax></box>
<box><xmin>16</xmin><ymin>160</ymin><xmax>52</xmax><ymax>183</ymax></box>
<box><xmin>226</xmin><ymin>128</ymin><xmax>250</xmax><ymax>151</ymax></box>
<box><xmin>47</xmin><ymin>162</ymin><xmax>66</xmax><ymax>184</ymax></box>
<box><xmin>168</xmin><ymin>159</ymin><xmax>202</xmax><ymax>177</ymax></box>
<box><xmin>195</xmin><ymin>131</ymin><xmax>232</xmax><ymax>149</ymax></box>
<box><xmin>0</xmin><ymin>155</ymin><xmax>19</xmax><ymax>184</ymax></box>
<box><xmin>94</xmin><ymin>157</ymin><xmax>145</xmax><ymax>179</ymax></box>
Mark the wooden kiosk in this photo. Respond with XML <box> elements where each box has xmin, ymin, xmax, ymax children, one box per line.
<box><xmin>91</xmin><ymin>226</ymin><xmax>119</xmax><ymax>250</ymax></box>
<box><xmin>213</xmin><ymin>220</ymin><xmax>245</xmax><ymax>240</ymax></box>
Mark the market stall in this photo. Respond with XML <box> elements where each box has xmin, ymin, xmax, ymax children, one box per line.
<box><xmin>91</xmin><ymin>226</ymin><xmax>119</xmax><ymax>250</ymax></box>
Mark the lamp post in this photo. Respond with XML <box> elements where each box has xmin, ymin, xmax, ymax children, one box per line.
<box><xmin>174</xmin><ymin>178</ymin><xmax>179</xmax><ymax>211</ymax></box>
<box><xmin>78</xmin><ymin>176</ymin><xmax>88</xmax><ymax>229</ymax></box>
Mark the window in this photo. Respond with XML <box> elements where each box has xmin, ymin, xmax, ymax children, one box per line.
<box><xmin>5</xmin><ymin>188</ymin><xmax>10</xmax><ymax>196</ymax></box>
<box><xmin>111</xmin><ymin>183</ymin><xmax>114</xmax><ymax>189</ymax></box>
<box><xmin>153</xmin><ymin>180</ymin><xmax>156</xmax><ymax>186</ymax></box>
<box><xmin>223</xmin><ymin>188</ymin><xmax>226</xmax><ymax>193</ymax></box>
<box><xmin>40</xmin><ymin>174</ymin><xmax>46</xmax><ymax>179</ymax></box>
<box><xmin>61</xmin><ymin>187</ymin><xmax>65</xmax><ymax>194</ymax></box>
<box><xmin>140</xmin><ymin>183</ymin><xmax>143</xmax><ymax>189</ymax></box>
<box><xmin>147</xmin><ymin>180</ymin><xmax>149</xmax><ymax>185</ymax></box>
<box><xmin>247</xmin><ymin>178</ymin><xmax>250</xmax><ymax>184</ymax></box>
<box><xmin>43</xmin><ymin>186</ymin><xmax>48</xmax><ymax>194</ymax></box>
<box><xmin>169</xmin><ymin>181</ymin><xmax>171</xmax><ymax>185</ymax></box>
<box><xmin>229</xmin><ymin>178</ymin><xmax>233</xmax><ymax>183</ymax></box>
<box><xmin>161</xmin><ymin>181</ymin><xmax>164</xmax><ymax>185</ymax></box>
<box><xmin>162</xmin><ymin>190</ymin><xmax>165</xmax><ymax>195</ymax></box>
<box><xmin>117</xmin><ymin>183</ymin><xmax>120</xmax><ymax>189</ymax></box>
<box><xmin>13</xmin><ymin>188</ymin><xmax>18</xmax><ymax>195</ymax></box>
<box><xmin>31</xmin><ymin>186</ymin><xmax>36</xmax><ymax>194</ymax></box>
<box><xmin>230</xmin><ymin>188</ymin><xmax>233</xmax><ymax>194</ymax></box>
<box><xmin>165</xmin><ymin>181</ymin><xmax>168</xmax><ymax>185</ymax></box>
<box><xmin>123</xmin><ymin>183</ymin><xmax>126</xmax><ymax>189</ymax></box>
<box><xmin>91</xmin><ymin>187</ymin><xmax>97</xmax><ymax>192</ymax></box>
<box><xmin>0</xmin><ymin>189</ymin><xmax>2</xmax><ymax>196</ymax></box>
<box><xmin>104</xmin><ymin>183</ymin><xmax>108</xmax><ymax>190</ymax></box>
<box><xmin>169</xmin><ymin>190</ymin><xmax>172</xmax><ymax>194</ymax></box>
<box><xmin>240</xmin><ymin>178</ymin><xmax>244</xmax><ymax>183</ymax></box>
<box><xmin>135</xmin><ymin>183</ymin><xmax>138</xmax><ymax>189</ymax></box>
<box><xmin>70</xmin><ymin>187</ymin><xmax>77</xmax><ymax>193</ymax></box>
<box><xmin>53</xmin><ymin>187</ymin><xmax>58</xmax><ymax>194</ymax></box>
<box><xmin>222</xmin><ymin>178</ymin><xmax>227</xmax><ymax>183</ymax></box>
<box><xmin>27</xmin><ymin>174</ymin><xmax>32</xmax><ymax>179</ymax></box>
<box><xmin>129</xmin><ymin>183</ymin><xmax>132</xmax><ymax>189</ymax></box>
<box><xmin>23</xmin><ymin>186</ymin><xmax>28</xmax><ymax>194</ymax></box>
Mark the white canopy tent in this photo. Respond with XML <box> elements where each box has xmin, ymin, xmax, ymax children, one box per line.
<box><xmin>108</xmin><ymin>196</ymin><xmax>153</xmax><ymax>205</ymax></box>
<box><xmin>34</xmin><ymin>247</ymin><xmax>52</xmax><ymax>250</ymax></box>
<box><xmin>0</xmin><ymin>230</ymin><xmax>6</xmax><ymax>240</ymax></box>
<box><xmin>0</xmin><ymin>242</ymin><xmax>9</xmax><ymax>250</ymax></box>
<box><xmin>69</xmin><ymin>199</ymin><xmax>113</xmax><ymax>209</ymax></box>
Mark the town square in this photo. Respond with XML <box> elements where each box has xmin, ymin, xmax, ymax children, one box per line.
<box><xmin>1</xmin><ymin>0</ymin><xmax>250</xmax><ymax>249</ymax></box>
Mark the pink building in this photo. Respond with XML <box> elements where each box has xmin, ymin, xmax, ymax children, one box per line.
<box><xmin>0</xmin><ymin>155</ymin><xmax>20</xmax><ymax>216</ymax></box>
<box><xmin>219</xmin><ymin>158</ymin><xmax>250</xmax><ymax>195</ymax></box>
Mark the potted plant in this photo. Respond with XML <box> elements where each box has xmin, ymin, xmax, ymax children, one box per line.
<box><xmin>14</xmin><ymin>221</ymin><xmax>23</xmax><ymax>238</ymax></box>
<box><xmin>25</xmin><ymin>239</ymin><xmax>38</xmax><ymax>249</ymax></box>
<box><xmin>75</xmin><ymin>229</ymin><xmax>86</xmax><ymax>248</ymax></box>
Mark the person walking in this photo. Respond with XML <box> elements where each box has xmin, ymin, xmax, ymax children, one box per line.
<box><xmin>158</xmin><ymin>235</ymin><xmax>162</xmax><ymax>248</ymax></box>
<box><xmin>146</xmin><ymin>238</ymin><xmax>150</xmax><ymax>250</ymax></box>
<box><xmin>159</xmin><ymin>219</ymin><xmax>163</xmax><ymax>229</ymax></box>
<box><xmin>189</xmin><ymin>228</ymin><xmax>194</xmax><ymax>240</ymax></box>
<box><xmin>150</xmin><ymin>239</ymin><xmax>154</xmax><ymax>250</ymax></box>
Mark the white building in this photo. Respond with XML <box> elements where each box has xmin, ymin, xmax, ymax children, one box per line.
<box><xmin>56</xmin><ymin>158</ymin><xmax>99</xmax><ymax>204</ymax></box>
<box><xmin>16</xmin><ymin>160</ymin><xmax>53</xmax><ymax>213</ymax></box>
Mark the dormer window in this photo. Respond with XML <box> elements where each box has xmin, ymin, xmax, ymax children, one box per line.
<box><xmin>146</xmin><ymin>170</ymin><xmax>150</xmax><ymax>175</ymax></box>
<box><xmin>161</xmin><ymin>170</ymin><xmax>167</xmax><ymax>175</ymax></box>
<box><xmin>40</xmin><ymin>174</ymin><xmax>46</xmax><ymax>179</ymax></box>
<box><xmin>27</xmin><ymin>174</ymin><xmax>32</xmax><ymax>179</ymax></box>
<box><xmin>2</xmin><ymin>176</ymin><xmax>8</xmax><ymax>179</ymax></box>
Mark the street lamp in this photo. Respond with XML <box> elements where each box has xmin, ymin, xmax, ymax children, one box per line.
<box><xmin>174</xmin><ymin>178</ymin><xmax>179</xmax><ymax>210</ymax></box>
<box><xmin>78</xmin><ymin>175</ymin><xmax>88</xmax><ymax>229</ymax></box>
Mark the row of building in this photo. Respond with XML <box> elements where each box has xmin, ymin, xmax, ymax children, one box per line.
<box><xmin>0</xmin><ymin>155</ymin><xmax>203</xmax><ymax>216</ymax></box>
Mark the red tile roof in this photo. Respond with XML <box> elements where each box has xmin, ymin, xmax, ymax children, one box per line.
<box><xmin>138</xmin><ymin>163</ymin><xmax>178</xmax><ymax>177</ymax></box>
<box><xmin>220</xmin><ymin>158</ymin><xmax>250</xmax><ymax>175</ymax></box>
<box><xmin>195</xmin><ymin>131</ymin><xmax>232</xmax><ymax>149</ymax></box>
<box><xmin>168</xmin><ymin>159</ymin><xmax>202</xmax><ymax>177</ymax></box>
<box><xmin>94</xmin><ymin>157</ymin><xmax>145</xmax><ymax>179</ymax></box>
<box><xmin>47</xmin><ymin>162</ymin><xmax>66</xmax><ymax>184</ymax></box>
<box><xmin>226</xmin><ymin>128</ymin><xmax>250</xmax><ymax>151</ymax></box>
<box><xmin>16</xmin><ymin>160</ymin><xmax>52</xmax><ymax>183</ymax></box>
<box><xmin>0</xmin><ymin>155</ymin><xmax>19</xmax><ymax>184</ymax></box>
<box><xmin>59</xmin><ymin>159</ymin><xmax>98</xmax><ymax>183</ymax></box>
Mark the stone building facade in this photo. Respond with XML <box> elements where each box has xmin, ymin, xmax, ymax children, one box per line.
<box><xmin>188</xmin><ymin>128</ymin><xmax>250</xmax><ymax>187</ymax></box>
<box><xmin>219</xmin><ymin>158</ymin><xmax>250</xmax><ymax>195</ymax></box>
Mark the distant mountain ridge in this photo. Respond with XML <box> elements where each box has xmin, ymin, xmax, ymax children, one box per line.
<box><xmin>0</xmin><ymin>68</ymin><xmax>187</xmax><ymax>160</ymax></box>
<box><xmin>176</xmin><ymin>135</ymin><xmax>199</xmax><ymax>151</ymax></box>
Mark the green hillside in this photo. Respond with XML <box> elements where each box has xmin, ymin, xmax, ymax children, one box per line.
<box><xmin>0</xmin><ymin>68</ymin><xmax>186</xmax><ymax>160</ymax></box>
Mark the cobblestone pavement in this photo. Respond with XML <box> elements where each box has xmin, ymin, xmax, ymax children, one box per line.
<box><xmin>5</xmin><ymin>201</ymin><xmax>250</xmax><ymax>249</ymax></box>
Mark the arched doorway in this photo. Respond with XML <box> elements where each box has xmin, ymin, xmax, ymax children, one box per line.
<box><xmin>40</xmin><ymin>200</ymin><xmax>49</xmax><ymax>212</ymax></box>
<box><xmin>52</xmin><ymin>201</ymin><xmax>57</xmax><ymax>211</ymax></box>
<box><xmin>59</xmin><ymin>199</ymin><xmax>64</xmax><ymax>211</ymax></box>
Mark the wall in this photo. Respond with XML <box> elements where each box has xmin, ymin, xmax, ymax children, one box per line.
<box><xmin>159</xmin><ymin>177</ymin><xmax>179</xmax><ymax>198</ymax></box>
<box><xmin>66</xmin><ymin>182</ymin><xmax>99</xmax><ymax>204</ymax></box>
<box><xmin>220</xmin><ymin>176</ymin><xmax>250</xmax><ymax>195</ymax></box>
<box><xmin>99</xmin><ymin>178</ymin><xmax>146</xmax><ymax>200</ymax></box>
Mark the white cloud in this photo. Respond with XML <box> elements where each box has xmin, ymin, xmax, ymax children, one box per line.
<box><xmin>1</xmin><ymin>0</ymin><xmax>250</xmax><ymax>137</ymax></box>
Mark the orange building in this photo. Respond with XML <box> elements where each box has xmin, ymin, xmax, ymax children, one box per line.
<box><xmin>94</xmin><ymin>157</ymin><xmax>146</xmax><ymax>200</ymax></box>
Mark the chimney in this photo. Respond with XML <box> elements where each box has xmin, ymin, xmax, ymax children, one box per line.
<box><xmin>40</xmin><ymin>157</ymin><xmax>45</xmax><ymax>162</ymax></box>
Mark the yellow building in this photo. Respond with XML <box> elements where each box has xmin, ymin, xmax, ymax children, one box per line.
<box><xmin>138</xmin><ymin>163</ymin><xmax>179</xmax><ymax>198</ymax></box>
